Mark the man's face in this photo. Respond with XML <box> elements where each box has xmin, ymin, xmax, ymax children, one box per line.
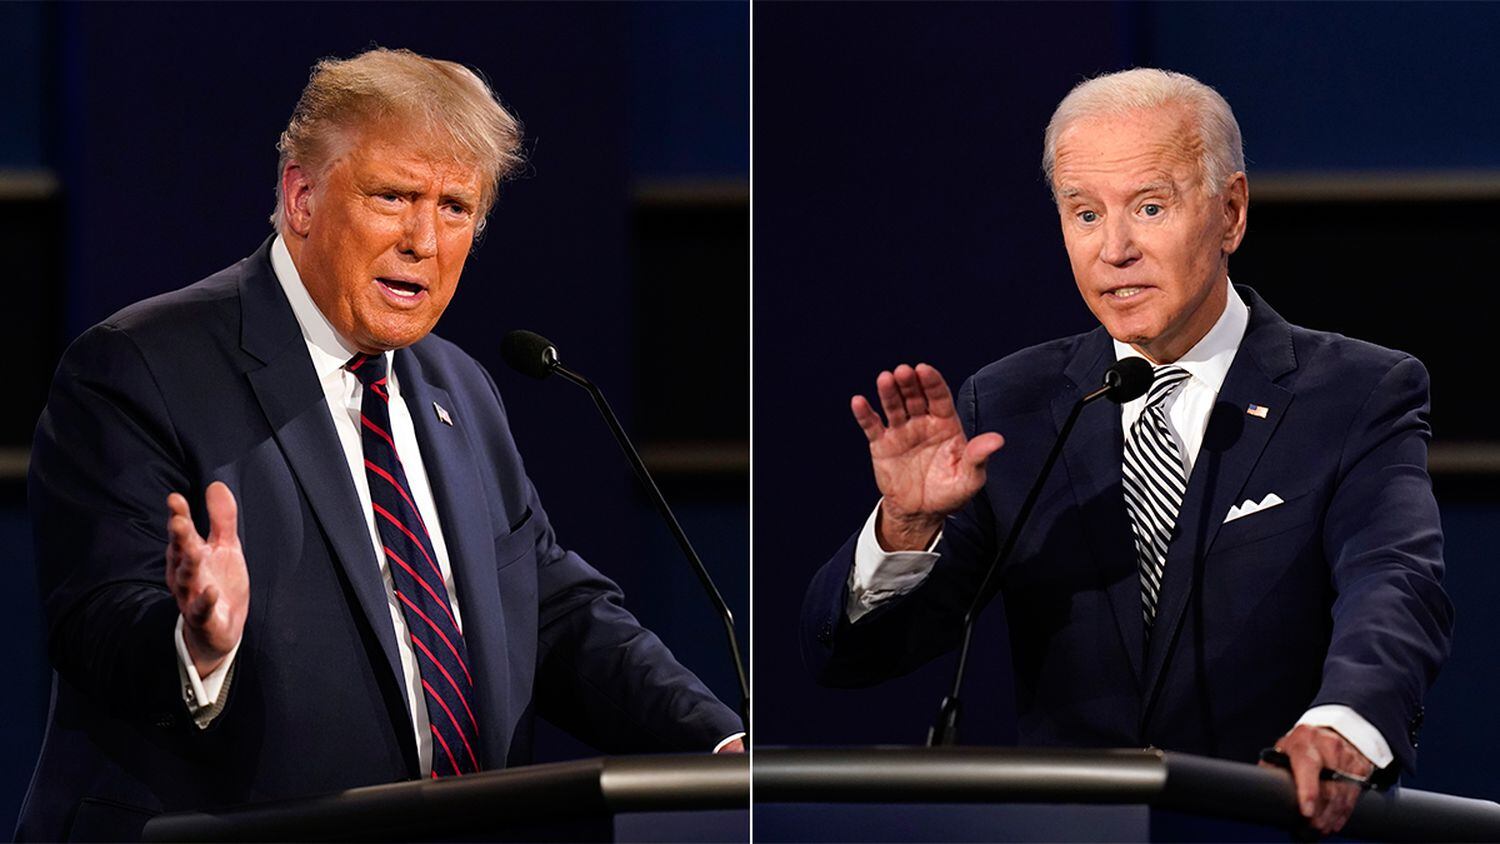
<box><xmin>286</xmin><ymin>124</ymin><xmax>485</xmax><ymax>353</ymax></box>
<box><xmin>1052</xmin><ymin>105</ymin><xmax>1246</xmax><ymax>363</ymax></box>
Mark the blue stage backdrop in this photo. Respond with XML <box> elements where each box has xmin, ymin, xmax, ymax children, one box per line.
<box><xmin>3</xmin><ymin>1</ymin><xmax>746</xmax><ymax>831</ymax></box>
<box><xmin>753</xmin><ymin>0</ymin><xmax>1500</xmax><ymax>807</ymax></box>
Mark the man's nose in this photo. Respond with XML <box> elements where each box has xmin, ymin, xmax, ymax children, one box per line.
<box><xmin>399</xmin><ymin>205</ymin><xmax>439</xmax><ymax>260</ymax></box>
<box><xmin>1099</xmin><ymin>216</ymin><xmax>1140</xmax><ymax>267</ymax></box>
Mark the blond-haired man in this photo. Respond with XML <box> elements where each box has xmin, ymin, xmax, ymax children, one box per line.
<box><xmin>22</xmin><ymin>49</ymin><xmax>741</xmax><ymax>841</ymax></box>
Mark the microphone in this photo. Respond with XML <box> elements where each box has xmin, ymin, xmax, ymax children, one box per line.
<box><xmin>499</xmin><ymin>330</ymin><xmax>559</xmax><ymax>380</ymax></box>
<box><xmin>927</xmin><ymin>357</ymin><xmax>1156</xmax><ymax>746</ymax></box>
<box><xmin>500</xmin><ymin>329</ymin><xmax>750</xmax><ymax>737</ymax></box>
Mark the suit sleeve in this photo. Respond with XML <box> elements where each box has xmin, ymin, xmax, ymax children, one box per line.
<box><xmin>801</xmin><ymin>375</ymin><xmax>1001</xmax><ymax>687</ymax></box>
<box><xmin>1311</xmin><ymin>355</ymin><xmax>1454</xmax><ymax>773</ymax></box>
<box><xmin>29</xmin><ymin>323</ymin><xmax>197</xmax><ymax>724</ymax></box>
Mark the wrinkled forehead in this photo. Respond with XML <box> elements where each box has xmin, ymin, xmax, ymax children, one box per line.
<box><xmin>1052</xmin><ymin>106</ymin><xmax>1203</xmax><ymax>197</ymax></box>
<box><xmin>327</xmin><ymin>116</ymin><xmax>489</xmax><ymax>192</ymax></box>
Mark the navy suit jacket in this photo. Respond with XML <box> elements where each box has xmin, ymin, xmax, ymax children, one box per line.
<box><xmin>20</xmin><ymin>240</ymin><xmax>741</xmax><ymax>841</ymax></box>
<box><xmin>803</xmin><ymin>287</ymin><xmax>1451</xmax><ymax>773</ymax></box>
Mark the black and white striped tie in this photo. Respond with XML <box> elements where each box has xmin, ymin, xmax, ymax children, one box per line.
<box><xmin>1122</xmin><ymin>365</ymin><xmax>1191</xmax><ymax>630</ymax></box>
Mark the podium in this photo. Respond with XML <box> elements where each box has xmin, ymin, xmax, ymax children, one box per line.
<box><xmin>754</xmin><ymin>747</ymin><xmax>1500</xmax><ymax>842</ymax></box>
<box><xmin>142</xmin><ymin>754</ymin><xmax>747</xmax><ymax>842</ymax></box>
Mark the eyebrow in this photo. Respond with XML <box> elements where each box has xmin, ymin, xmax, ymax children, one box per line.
<box><xmin>1131</xmin><ymin>180</ymin><xmax>1177</xmax><ymax>198</ymax></box>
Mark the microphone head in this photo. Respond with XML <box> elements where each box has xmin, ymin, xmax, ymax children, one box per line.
<box><xmin>501</xmin><ymin>330</ymin><xmax>560</xmax><ymax>380</ymax></box>
<box><xmin>1103</xmin><ymin>357</ymin><xmax>1154</xmax><ymax>404</ymax></box>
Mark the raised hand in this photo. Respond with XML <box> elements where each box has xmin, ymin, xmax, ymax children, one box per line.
<box><xmin>850</xmin><ymin>363</ymin><xmax>1004</xmax><ymax>550</ymax></box>
<box><xmin>166</xmin><ymin>481</ymin><xmax>249</xmax><ymax>677</ymax></box>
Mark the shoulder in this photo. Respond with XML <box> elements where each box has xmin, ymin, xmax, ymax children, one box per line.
<box><xmin>1278</xmin><ymin>315</ymin><xmax>1429</xmax><ymax>403</ymax></box>
<box><xmin>965</xmin><ymin>327</ymin><xmax>1106</xmax><ymax>410</ymax></box>
<box><xmin>56</xmin><ymin>249</ymin><xmax>265</xmax><ymax>382</ymax></box>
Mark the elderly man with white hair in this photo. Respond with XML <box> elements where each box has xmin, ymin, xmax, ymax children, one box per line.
<box><xmin>802</xmin><ymin>68</ymin><xmax>1451</xmax><ymax>835</ymax></box>
<box><xmin>21</xmin><ymin>47</ymin><xmax>742</xmax><ymax>842</ymax></box>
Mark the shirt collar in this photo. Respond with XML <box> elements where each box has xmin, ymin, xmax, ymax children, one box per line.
<box><xmin>1111</xmin><ymin>279</ymin><xmax>1248</xmax><ymax>396</ymax></box>
<box><xmin>270</xmin><ymin>234</ymin><xmax>393</xmax><ymax>381</ymax></box>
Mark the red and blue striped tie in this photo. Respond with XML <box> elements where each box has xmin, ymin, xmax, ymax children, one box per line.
<box><xmin>348</xmin><ymin>352</ymin><xmax>480</xmax><ymax>777</ymax></box>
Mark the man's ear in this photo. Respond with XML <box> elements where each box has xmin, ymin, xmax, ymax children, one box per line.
<box><xmin>1220</xmin><ymin>171</ymin><xmax>1249</xmax><ymax>256</ymax></box>
<box><xmin>281</xmin><ymin>163</ymin><xmax>316</xmax><ymax>238</ymax></box>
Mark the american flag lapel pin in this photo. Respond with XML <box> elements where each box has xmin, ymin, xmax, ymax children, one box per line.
<box><xmin>433</xmin><ymin>401</ymin><xmax>454</xmax><ymax>426</ymax></box>
<box><xmin>1246</xmin><ymin>403</ymin><xmax>1270</xmax><ymax>419</ymax></box>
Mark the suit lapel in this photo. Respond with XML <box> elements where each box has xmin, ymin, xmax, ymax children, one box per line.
<box><xmin>1055</xmin><ymin>329</ymin><xmax>1146</xmax><ymax>687</ymax></box>
<box><xmin>1140</xmin><ymin>288</ymin><xmax>1297</xmax><ymax>715</ymax></box>
<box><xmin>395</xmin><ymin>349</ymin><xmax>510</xmax><ymax>767</ymax></box>
<box><xmin>238</xmin><ymin>244</ymin><xmax>412</xmax><ymax>764</ymax></box>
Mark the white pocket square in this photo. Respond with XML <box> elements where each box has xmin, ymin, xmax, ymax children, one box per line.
<box><xmin>1223</xmin><ymin>493</ymin><xmax>1284</xmax><ymax>524</ymax></box>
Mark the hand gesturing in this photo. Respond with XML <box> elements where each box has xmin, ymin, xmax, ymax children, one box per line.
<box><xmin>166</xmin><ymin>481</ymin><xmax>249</xmax><ymax>677</ymax></box>
<box><xmin>851</xmin><ymin>364</ymin><xmax>1004</xmax><ymax>550</ymax></box>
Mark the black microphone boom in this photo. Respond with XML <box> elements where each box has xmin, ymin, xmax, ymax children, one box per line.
<box><xmin>927</xmin><ymin>357</ymin><xmax>1155</xmax><ymax>746</ymax></box>
<box><xmin>499</xmin><ymin>329</ymin><xmax>750</xmax><ymax>738</ymax></box>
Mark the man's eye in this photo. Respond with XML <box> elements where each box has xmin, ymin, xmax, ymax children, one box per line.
<box><xmin>378</xmin><ymin>193</ymin><xmax>402</xmax><ymax>203</ymax></box>
<box><xmin>1078</xmin><ymin>210</ymin><xmax>1099</xmax><ymax>224</ymax></box>
<box><xmin>1141</xmin><ymin>204</ymin><xmax>1162</xmax><ymax>217</ymax></box>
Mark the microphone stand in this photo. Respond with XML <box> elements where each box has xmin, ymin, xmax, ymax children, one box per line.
<box><xmin>549</xmin><ymin>360</ymin><xmax>750</xmax><ymax>739</ymax></box>
<box><xmin>927</xmin><ymin>378</ymin><xmax>1123</xmax><ymax>747</ymax></box>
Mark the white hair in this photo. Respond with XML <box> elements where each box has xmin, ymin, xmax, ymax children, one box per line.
<box><xmin>1042</xmin><ymin>68</ymin><xmax>1244</xmax><ymax>199</ymax></box>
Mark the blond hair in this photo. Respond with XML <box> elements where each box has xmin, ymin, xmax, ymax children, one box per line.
<box><xmin>1042</xmin><ymin>68</ymin><xmax>1244</xmax><ymax>199</ymax></box>
<box><xmin>271</xmin><ymin>47</ymin><xmax>524</xmax><ymax>233</ymax></box>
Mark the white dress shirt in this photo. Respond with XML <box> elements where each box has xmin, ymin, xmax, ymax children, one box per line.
<box><xmin>847</xmin><ymin>281</ymin><xmax>1393</xmax><ymax>768</ymax></box>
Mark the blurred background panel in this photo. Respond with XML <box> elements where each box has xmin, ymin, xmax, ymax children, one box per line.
<box><xmin>2</xmin><ymin>1</ymin><xmax>746</xmax><ymax>830</ymax></box>
<box><xmin>754</xmin><ymin>0</ymin><xmax>1500</xmax><ymax>802</ymax></box>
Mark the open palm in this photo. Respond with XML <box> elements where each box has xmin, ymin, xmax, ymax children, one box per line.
<box><xmin>166</xmin><ymin>481</ymin><xmax>249</xmax><ymax>677</ymax></box>
<box><xmin>851</xmin><ymin>364</ymin><xmax>1004</xmax><ymax>549</ymax></box>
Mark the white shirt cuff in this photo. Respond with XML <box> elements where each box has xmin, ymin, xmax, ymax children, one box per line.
<box><xmin>713</xmin><ymin>732</ymin><xmax>747</xmax><ymax>753</ymax></box>
<box><xmin>174</xmin><ymin>614</ymin><xmax>241</xmax><ymax>716</ymax></box>
<box><xmin>1297</xmin><ymin>704</ymin><xmax>1394</xmax><ymax>769</ymax></box>
<box><xmin>847</xmin><ymin>500</ymin><xmax>942</xmax><ymax>623</ymax></box>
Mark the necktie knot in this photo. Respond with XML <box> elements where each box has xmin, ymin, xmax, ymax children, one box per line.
<box><xmin>346</xmin><ymin>352</ymin><xmax>389</xmax><ymax>387</ymax></box>
<box><xmin>1144</xmin><ymin>365</ymin><xmax>1190</xmax><ymax>410</ymax></box>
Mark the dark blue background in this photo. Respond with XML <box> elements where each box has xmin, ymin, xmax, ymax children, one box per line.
<box><xmin>1</xmin><ymin>0</ymin><xmax>747</xmax><ymax>831</ymax></box>
<box><xmin>753</xmin><ymin>0</ymin><xmax>1500</xmax><ymax>805</ymax></box>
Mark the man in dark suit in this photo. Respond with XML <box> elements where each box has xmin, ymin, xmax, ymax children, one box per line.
<box><xmin>802</xmin><ymin>68</ymin><xmax>1451</xmax><ymax>836</ymax></box>
<box><xmin>21</xmin><ymin>48</ymin><xmax>741</xmax><ymax>842</ymax></box>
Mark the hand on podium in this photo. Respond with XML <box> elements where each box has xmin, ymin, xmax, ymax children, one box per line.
<box><xmin>1262</xmin><ymin>724</ymin><xmax>1374</xmax><ymax>835</ymax></box>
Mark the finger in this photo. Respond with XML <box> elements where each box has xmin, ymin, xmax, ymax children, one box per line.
<box><xmin>851</xmin><ymin>396</ymin><xmax>885</xmax><ymax>443</ymax></box>
<box><xmin>892</xmin><ymin>364</ymin><xmax>928</xmax><ymax>418</ymax></box>
<box><xmin>915</xmin><ymin>364</ymin><xmax>958</xmax><ymax>419</ymax></box>
<box><xmin>205</xmin><ymin>481</ymin><xmax>239</xmax><ymax>547</ymax></box>
<box><xmin>167</xmin><ymin>514</ymin><xmax>205</xmax><ymax>575</ymax></box>
<box><xmin>963</xmin><ymin>432</ymin><xmax>1005</xmax><ymax>467</ymax></box>
<box><xmin>1287</xmin><ymin>743</ymin><xmax>1323</xmax><ymax>820</ymax></box>
<box><xmin>167</xmin><ymin>491</ymin><xmax>191</xmax><ymax>521</ymax></box>
<box><xmin>1314</xmin><ymin>780</ymin><xmax>1356</xmax><ymax>833</ymax></box>
<box><xmin>1324</xmin><ymin>781</ymin><xmax>1359</xmax><ymax>834</ymax></box>
<box><xmin>876</xmin><ymin>371</ymin><xmax>907</xmax><ymax>426</ymax></box>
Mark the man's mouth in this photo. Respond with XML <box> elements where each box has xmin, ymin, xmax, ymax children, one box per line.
<box><xmin>1106</xmin><ymin>286</ymin><xmax>1149</xmax><ymax>300</ymax></box>
<box><xmin>375</xmin><ymin>277</ymin><xmax>427</xmax><ymax>300</ymax></box>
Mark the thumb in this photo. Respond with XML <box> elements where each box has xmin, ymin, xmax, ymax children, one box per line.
<box><xmin>205</xmin><ymin>482</ymin><xmax>239</xmax><ymax>547</ymax></box>
<box><xmin>963</xmin><ymin>432</ymin><xmax>1005</xmax><ymax>467</ymax></box>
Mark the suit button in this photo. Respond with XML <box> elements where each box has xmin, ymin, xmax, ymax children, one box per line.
<box><xmin>817</xmin><ymin>622</ymin><xmax>833</xmax><ymax>644</ymax></box>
